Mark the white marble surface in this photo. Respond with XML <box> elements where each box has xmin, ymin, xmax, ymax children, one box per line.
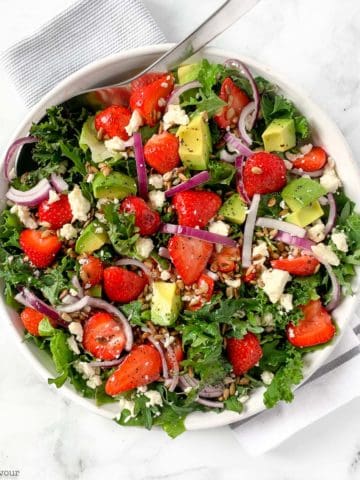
<box><xmin>0</xmin><ymin>0</ymin><xmax>360</xmax><ymax>478</ymax></box>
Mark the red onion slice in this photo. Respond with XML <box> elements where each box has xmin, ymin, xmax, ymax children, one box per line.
<box><xmin>71</xmin><ymin>275</ymin><xmax>84</xmax><ymax>298</ymax></box>
<box><xmin>148</xmin><ymin>335</ymin><xmax>169</xmax><ymax>379</ymax></box>
<box><xmin>50</xmin><ymin>173</ymin><xmax>69</xmax><ymax>193</ymax></box>
<box><xmin>133</xmin><ymin>132</ymin><xmax>148</xmax><ymax>199</ymax></box>
<box><xmin>158</xmin><ymin>247</ymin><xmax>170</xmax><ymax>259</ymax></box>
<box><xmin>238</xmin><ymin>101</ymin><xmax>256</xmax><ymax>146</ymax></box>
<box><xmin>166</xmin><ymin>80</ymin><xmax>201</xmax><ymax>107</ymax></box>
<box><xmin>311</xmin><ymin>253</ymin><xmax>341</xmax><ymax>311</ymax></box>
<box><xmin>242</xmin><ymin>193</ymin><xmax>261</xmax><ymax>268</ymax></box>
<box><xmin>224</xmin><ymin>132</ymin><xmax>253</xmax><ymax>158</ymax></box>
<box><xmin>196</xmin><ymin>397</ymin><xmax>224</xmax><ymax>408</ymax></box>
<box><xmin>6</xmin><ymin>179</ymin><xmax>52</xmax><ymax>207</ymax></box>
<box><xmin>115</xmin><ymin>258</ymin><xmax>152</xmax><ymax>279</ymax></box>
<box><xmin>199</xmin><ymin>385</ymin><xmax>223</xmax><ymax>398</ymax></box>
<box><xmin>256</xmin><ymin>217</ymin><xmax>307</xmax><ymax>238</ymax></box>
<box><xmin>291</xmin><ymin>168</ymin><xmax>324</xmax><ymax>178</ymax></box>
<box><xmin>4</xmin><ymin>136</ymin><xmax>38</xmax><ymax>181</ymax></box>
<box><xmin>324</xmin><ymin>193</ymin><xmax>337</xmax><ymax>236</ymax></box>
<box><xmin>87</xmin><ymin>358</ymin><xmax>125</xmax><ymax>368</ymax></box>
<box><xmin>235</xmin><ymin>155</ymin><xmax>250</xmax><ymax>205</ymax></box>
<box><xmin>165</xmin><ymin>344</ymin><xmax>179</xmax><ymax>392</ymax></box>
<box><xmin>15</xmin><ymin>287</ymin><xmax>67</xmax><ymax>327</ymax></box>
<box><xmin>275</xmin><ymin>231</ymin><xmax>315</xmax><ymax>250</ymax></box>
<box><xmin>165</xmin><ymin>171</ymin><xmax>210</xmax><ymax>198</ymax></box>
<box><xmin>58</xmin><ymin>296</ymin><xmax>89</xmax><ymax>313</ymax></box>
<box><xmin>160</xmin><ymin>223</ymin><xmax>237</xmax><ymax>247</ymax></box>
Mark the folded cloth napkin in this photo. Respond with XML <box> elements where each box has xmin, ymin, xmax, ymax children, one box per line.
<box><xmin>0</xmin><ymin>0</ymin><xmax>166</xmax><ymax>107</ymax></box>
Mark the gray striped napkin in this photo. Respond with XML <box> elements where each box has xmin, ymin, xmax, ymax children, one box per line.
<box><xmin>0</xmin><ymin>0</ymin><xmax>166</xmax><ymax>107</ymax></box>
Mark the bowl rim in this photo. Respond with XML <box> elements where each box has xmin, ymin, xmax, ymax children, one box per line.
<box><xmin>1</xmin><ymin>42</ymin><xmax>360</xmax><ymax>431</ymax></box>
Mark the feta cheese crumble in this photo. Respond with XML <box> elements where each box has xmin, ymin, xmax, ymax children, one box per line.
<box><xmin>162</xmin><ymin>104</ymin><xmax>189</xmax><ymax>131</ymax></box>
<box><xmin>280</xmin><ymin>293</ymin><xmax>293</xmax><ymax>312</ymax></box>
<box><xmin>307</xmin><ymin>221</ymin><xmax>326</xmax><ymax>243</ymax></box>
<box><xmin>68</xmin><ymin>185</ymin><xmax>91</xmax><ymax>222</ymax></box>
<box><xmin>48</xmin><ymin>189</ymin><xmax>60</xmax><ymax>204</ymax></box>
<box><xmin>208</xmin><ymin>220</ymin><xmax>230</xmax><ymax>237</ymax></box>
<box><xmin>104</xmin><ymin>136</ymin><xmax>127</xmax><ymax>153</ymax></box>
<box><xmin>125</xmin><ymin>109</ymin><xmax>143</xmax><ymax>136</ymax></box>
<box><xmin>311</xmin><ymin>243</ymin><xmax>340</xmax><ymax>266</ymax></box>
<box><xmin>252</xmin><ymin>241</ymin><xmax>269</xmax><ymax>265</ymax></box>
<box><xmin>331</xmin><ymin>231</ymin><xmax>348</xmax><ymax>252</ymax></box>
<box><xmin>10</xmin><ymin>205</ymin><xmax>37</xmax><ymax>229</ymax></box>
<box><xmin>118</xmin><ymin>398</ymin><xmax>136</xmax><ymax>422</ymax></box>
<box><xmin>148</xmin><ymin>190</ymin><xmax>166</xmax><ymax>209</ymax></box>
<box><xmin>67</xmin><ymin>336</ymin><xmax>80</xmax><ymax>355</ymax></box>
<box><xmin>320</xmin><ymin>159</ymin><xmax>341</xmax><ymax>193</ymax></box>
<box><xmin>144</xmin><ymin>390</ymin><xmax>163</xmax><ymax>408</ymax></box>
<box><xmin>261</xmin><ymin>370</ymin><xmax>274</xmax><ymax>385</ymax></box>
<box><xmin>136</xmin><ymin>237</ymin><xmax>154</xmax><ymax>259</ymax></box>
<box><xmin>59</xmin><ymin>223</ymin><xmax>78</xmax><ymax>240</ymax></box>
<box><xmin>148</xmin><ymin>174</ymin><xmax>164</xmax><ymax>189</ymax></box>
<box><xmin>74</xmin><ymin>361</ymin><xmax>102</xmax><ymax>390</ymax></box>
<box><xmin>261</xmin><ymin>269</ymin><xmax>292</xmax><ymax>303</ymax></box>
<box><xmin>68</xmin><ymin>321</ymin><xmax>83</xmax><ymax>342</ymax></box>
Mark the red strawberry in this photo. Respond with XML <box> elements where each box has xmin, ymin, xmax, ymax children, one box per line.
<box><xmin>271</xmin><ymin>255</ymin><xmax>320</xmax><ymax>276</ymax></box>
<box><xmin>103</xmin><ymin>266</ymin><xmax>147</xmax><ymax>303</ymax></box>
<box><xmin>94</xmin><ymin>105</ymin><xmax>132</xmax><ymax>140</ymax></box>
<box><xmin>144</xmin><ymin>132</ymin><xmax>180</xmax><ymax>174</ymax></box>
<box><xmin>293</xmin><ymin>146</ymin><xmax>327</xmax><ymax>172</ymax></box>
<box><xmin>120</xmin><ymin>196</ymin><xmax>161</xmax><ymax>235</ymax></box>
<box><xmin>38</xmin><ymin>194</ymin><xmax>73</xmax><ymax>229</ymax></box>
<box><xmin>172</xmin><ymin>190</ymin><xmax>222</xmax><ymax>228</ymax></box>
<box><xmin>20</xmin><ymin>229</ymin><xmax>62</xmax><ymax>268</ymax></box>
<box><xmin>83</xmin><ymin>312</ymin><xmax>126</xmax><ymax>360</ymax></box>
<box><xmin>79</xmin><ymin>255</ymin><xmax>104</xmax><ymax>287</ymax></box>
<box><xmin>210</xmin><ymin>246</ymin><xmax>241</xmax><ymax>273</ymax></box>
<box><xmin>187</xmin><ymin>274</ymin><xmax>215</xmax><ymax>311</ymax></box>
<box><xmin>130</xmin><ymin>72</ymin><xmax>167</xmax><ymax>93</ymax></box>
<box><xmin>226</xmin><ymin>333</ymin><xmax>263</xmax><ymax>375</ymax></box>
<box><xmin>243</xmin><ymin>152</ymin><xmax>287</xmax><ymax>198</ymax></box>
<box><xmin>105</xmin><ymin>344</ymin><xmax>162</xmax><ymax>395</ymax></box>
<box><xmin>168</xmin><ymin>235</ymin><xmax>213</xmax><ymax>285</ymax></box>
<box><xmin>165</xmin><ymin>338</ymin><xmax>184</xmax><ymax>372</ymax></box>
<box><xmin>286</xmin><ymin>299</ymin><xmax>336</xmax><ymax>348</ymax></box>
<box><xmin>20</xmin><ymin>307</ymin><xmax>55</xmax><ymax>336</ymax></box>
<box><xmin>214</xmin><ymin>77</ymin><xmax>250</xmax><ymax>129</ymax></box>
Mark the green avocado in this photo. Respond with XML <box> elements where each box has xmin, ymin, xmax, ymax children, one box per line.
<box><xmin>177</xmin><ymin>113</ymin><xmax>212</xmax><ymax>170</ymax></box>
<box><xmin>92</xmin><ymin>172</ymin><xmax>137</xmax><ymax>200</ymax></box>
<box><xmin>87</xmin><ymin>284</ymin><xmax>102</xmax><ymax>297</ymax></box>
<box><xmin>282</xmin><ymin>177</ymin><xmax>326</xmax><ymax>211</ymax></box>
<box><xmin>75</xmin><ymin>221</ymin><xmax>109</xmax><ymax>254</ymax></box>
<box><xmin>177</xmin><ymin>63</ymin><xmax>201</xmax><ymax>84</ymax></box>
<box><xmin>79</xmin><ymin>117</ymin><xmax>123</xmax><ymax>164</ymax></box>
<box><xmin>151</xmin><ymin>282</ymin><xmax>182</xmax><ymax>326</ymax></box>
<box><xmin>220</xmin><ymin>194</ymin><xmax>247</xmax><ymax>225</ymax></box>
<box><xmin>262</xmin><ymin>118</ymin><xmax>296</xmax><ymax>152</ymax></box>
<box><xmin>286</xmin><ymin>200</ymin><xmax>324</xmax><ymax>227</ymax></box>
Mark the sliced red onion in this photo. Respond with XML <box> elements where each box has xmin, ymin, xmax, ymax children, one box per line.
<box><xmin>256</xmin><ymin>217</ymin><xmax>307</xmax><ymax>238</ymax></box>
<box><xmin>166</xmin><ymin>80</ymin><xmax>201</xmax><ymax>107</ymax></box>
<box><xmin>148</xmin><ymin>335</ymin><xmax>169</xmax><ymax>379</ymax></box>
<box><xmin>199</xmin><ymin>385</ymin><xmax>223</xmax><ymax>398</ymax></box>
<box><xmin>133</xmin><ymin>132</ymin><xmax>148</xmax><ymax>199</ymax></box>
<box><xmin>310</xmin><ymin>253</ymin><xmax>341</xmax><ymax>311</ymax></box>
<box><xmin>235</xmin><ymin>155</ymin><xmax>250</xmax><ymax>205</ymax></box>
<box><xmin>291</xmin><ymin>168</ymin><xmax>324</xmax><ymax>178</ymax></box>
<box><xmin>219</xmin><ymin>149</ymin><xmax>238</xmax><ymax>163</ymax></box>
<box><xmin>160</xmin><ymin>223</ymin><xmax>237</xmax><ymax>247</ymax></box>
<box><xmin>324</xmin><ymin>193</ymin><xmax>336</xmax><ymax>236</ymax></box>
<box><xmin>158</xmin><ymin>247</ymin><xmax>170</xmax><ymax>259</ymax></box>
<box><xmin>242</xmin><ymin>193</ymin><xmax>261</xmax><ymax>268</ymax></box>
<box><xmin>165</xmin><ymin>171</ymin><xmax>210</xmax><ymax>198</ymax></box>
<box><xmin>203</xmin><ymin>269</ymin><xmax>219</xmax><ymax>281</ymax></box>
<box><xmin>87</xmin><ymin>358</ymin><xmax>124</xmax><ymax>368</ymax></box>
<box><xmin>224</xmin><ymin>132</ymin><xmax>253</xmax><ymax>158</ymax></box>
<box><xmin>319</xmin><ymin>196</ymin><xmax>329</xmax><ymax>206</ymax></box>
<box><xmin>224</xmin><ymin>59</ymin><xmax>260</xmax><ymax>130</ymax></box>
<box><xmin>57</xmin><ymin>296</ymin><xmax>89</xmax><ymax>313</ymax></box>
<box><xmin>115</xmin><ymin>258</ymin><xmax>152</xmax><ymax>279</ymax></box>
<box><xmin>6</xmin><ymin>179</ymin><xmax>51</xmax><ymax>207</ymax></box>
<box><xmin>15</xmin><ymin>287</ymin><xmax>67</xmax><ymax>327</ymax></box>
<box><xmin>4</xmin><ymin>136</ymin><xmax>38</xmax><ymax>181</ymax></box>
<box><xmin>50</xmin><ymin>173</ymin><xmax>69</xmax><ymax>193</ymax></box>
<box><xmin>61</xmin><ymin>294</ymin><xmax>80</xmax><ymax>305</ymax></box>
<box><xmin>178</xmin><ymin>374</ymin><xmax>199</xmax><ymax>390</ymax></box>
<box><xmin>71</xmin><ymin>275</ymin><xmax>84</xmax><ymax>298</ymax></box>
<box><xmin>196</xmin><ymin>397</ymin><xmax>224</xmax><ymax>408</ymax></box>
<box><xmin>165</xmin><ymin>344</ymin><xmax>179</xmax><ymax>392</ymax></box>
<box><xmin>275</xmin><ymin>231</ymin><xmax>315</xmax><ymax>250</ymax></box>
<box><xmin>238</xmin><ymin>101</ymin><xmax>256</xmax><ymax>146</ymax></box>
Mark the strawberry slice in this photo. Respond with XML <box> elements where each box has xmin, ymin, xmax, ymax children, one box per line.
<box><xmin>293</xmin><ymin>146</ymin><xmax>327</xmax><ymax>172</ymax></box>
<box><xmin>79</xmin><ymin>255</ymin><xmax>104</xmax><ymax>287</ymax></box>
<box><xmin>168</xmin><ymin>235</ymin><xmax>213</xmax><ymax>285</ymax></box>
<box><xmin>20</xmin><ymin>229</ymin><xmax>62</xmax><ymax>268</ymax></box>
<box><xmin>210</xmin><ymin>246</ymin><xmax>241</xmax><ymax>273</ymax></box>
<box><xmin>38</xmin><ymin>194</ymin><xmax>73</xmax><ymax>230</ymax></box>
<box><xmin>144</xmin><ymin>132</ymin><xmax>180</xmax><ymax>174</ymax></box>
<box><xmin>172</xmin><ymin>190</ymin><xmax>222</xmax><ymax>228</ymax></box>
<box><xmin>214</xmin><ymin>77</ymin><xmax>250</xmax><ymax>129</ymax></box>
<box><xmin>187</xmin><ymin>274</ymin><xmax>215</xmax><ymax>311</ymax></box>
<box><xmin>130</xmin><ymin>72</ymin><xmax>167</xmax><ymax>93</ymax></box>
<box><xmin>103</xmin><ymin>266</ymin><xmax>147</xmax><ymax>303</ymax></box>
<box><xmin>20</xmin><ymin>307</ymin><xmax>55</xmax><ymax>336</ymax></box>
<box><xmin>271</xmin><ymin>255</ymin><xmax>320</xmax><ymax>276</ymax></box>
<box><xmin>226</xmin><ymin>332</ymin><xmax>263</xmax><ymax>375</ymax></box>
<box><xmin>105</xmin><ymin>344</ymin><xmax>162</xmax><ymax>395</ymax></box>
<box><xmin>94</xmin><ymin>105</ymin><xmax>132</xmax><ymax>140</ymax></box>
<box><xmin>83</xmin><ymin>312</ymin><xmax>126</xmax><ymax>360</ymax></box>
<box><xmin>243</xmin><ymin>152</ymin><xmax>287</xmax><ymax>198</ymax></box>
<box><xmin>286</xmin><ymin>299</ymin><xmax>336</xmax><ymax>348</ymax></box>
<box><xmin>120</xmin><ymin>196</ymin><xmax>161</xmax><ymax>236</ymax></box>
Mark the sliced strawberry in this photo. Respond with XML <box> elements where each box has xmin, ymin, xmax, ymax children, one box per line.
<box><xmin>83</xmin><ymin>312</ymin><xmax>126</xmax><ymax>360</ymax></box>
<box><xmin>226</xmin><ymin>333</ymin><xmax>263</xmax><ymax>375</ymax></box>
<box><xmin>214</xmin><ymin>77</ymin><xmax>250</xmax><ymax>129</ymax></box>
<box><xmin>286</xmin><ymin>299</ymin><xmax>336</xmax><ymax>348</ymax></box>
<box><xmin>243</xmin><ymin>152</ymin><xmax>287</xmax><ymax>198</ymax></box>
<box><xmin>144</xmin><ymin>132</ymin><xmax>180</xmax><ymax>174</ymax></box>
<box><xmin>103</xmin><ymin>266</ymin><xmax>147</xmax><ymax>303</ymax></box>
<box><xmin>130</xmin><ymin>72</ymin><xmax>167</xmax><ymax>93</ymax></box>
<box><xmin>120</xmin><ymin>196</ymin><xmax>161</xmax><ymax>235</ymax></box>
<box><xmin>187</xmin><ymin>274</ymin><xmax>215</xmax><ymax>311</ymax></box>
<box><xmin>79</xmin><ymin>255</ymin><xmax>104</xmax><ymax>287</ymax></box>
<box><xmin>130</xmin><ymin>74</ymin><xmax>175</xmax><ymax>126</ymax></box>
<box><xmin>20</xmin><ymin>307</ymin><xmax>54</xmax><ymax>336</ymax></box>
<box><xmin>165</xmin><ymin>337</ymin><xmax>184</xmax><ymax>372</ymax></box>
<box><xmin>210</xmin><ymin>246</ymin><xmax>241</xmax><ymax>273</ymax></box>
<box><xmin>94</xmin><ymin>105</ymin><xmax>132</xmax><ymax>140</ymax></box>
<box><xmin>20</xmin><ymin>229</ymin><xmax>62</xmax><ymax>268</ymax></box>
<box><xmin>105</xmin><ymin>344</ymin><xmax>162</xmax><ymax>395</ymax></box>
<box><xmin>168</xmin><ymin>235</ymin><xmax>213</xmax><ymax>285</ymax></box>
<box><xmin>38</xmin><ymin>194</ymin><xmax>73</xmax><ymax>230</ymax></box>
<box><xmin>172</xmin><ymin>190</ymin><xmax>222</xmax><ymax>228</ymax></box>
<box><xmin>271</xmin><ymin>255</ymin><xmax>320</xmax><ymax>276</ymax></box>
<box><xmin>293</xmin><ymin>146</ymin><xmax>327</xmax><ymax>172</ymax></box>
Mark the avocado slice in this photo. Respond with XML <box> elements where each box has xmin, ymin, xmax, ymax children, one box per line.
<box><xmin>92</xmin><ymin>172</ymin><xmax>137</xmax><ymax>200</ymax></box>
<box><xmin>177</xmin><ymin>113</ymin><xmax>212</xmax><ymax>170</ymax></box>
<box><xmin>87</xmin><ymin>284</ymin><xmax>102</xmax><ymax>297</ymax></box>
<box><xmin>262</xmin><ymin>118</ymin><xmax>296</xmax><ymax>152</ymax></box>
<box><xmin>79</xmin><ymin>117</ymin><xmax>122</xmax><ymax>164</ymax></box>
<box><xmin>282</xmin><ymin>178</ymin><xmax>326</xmax><ymax>211</ymax></box>
<box><xmin>286</xmin><ymin>200</ymin><xmax>324</xmax><ymax>227</ymax></box>
<box><xmin>75</xmin><ymin>221</ymin><xmax>109</xmax><ymax>254</ymax></box>
<box><xmin>177</xmin><ymin>63</ymin><xmax>201</xmax><ymax>84</ymax></box>
<box><xmin>220</xmin><ymin>194</ymin><xmax>247</xmax><ymax>225</ymax></box>
<box><xmin>151</xmin><ymin>282</ymin><xmax>182</xmax><ymax>326</ymax></box>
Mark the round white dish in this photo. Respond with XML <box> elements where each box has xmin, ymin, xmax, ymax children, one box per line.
<box><xmin>1</xmin><ymin>44</ymin><xmax>359</xmax><ymax>431</ymax></box>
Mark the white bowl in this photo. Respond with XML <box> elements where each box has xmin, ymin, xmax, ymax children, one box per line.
<box><xmin>1</xmin><ymin>44</ymin><xmax>360</xmax><ymax>431</ymax></box>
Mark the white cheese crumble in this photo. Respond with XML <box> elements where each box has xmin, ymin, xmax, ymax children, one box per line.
<box><xmin>104</xmin><ymin>136</ymin><xmax>127</xmax><ymax>153</ymax></box>
<box><xmin>125</xmin><ymin>109</ymin><xmax>143</xmax><ymax>136</ymax></box>
<box><xmin>75</xmin><ymin>361</ymin><xmax>99</xmax><ymax>379</ymax></box>
<box><xmin>68</xmin><ymin>321</ymin><xmax>83</xmax><ymax>342</ymax></box>
<box><xmin>208</xmin><ymin>220</ymin><xmax>230</xmax><ymax>237</ymax></box>
<box><xmin>311</xmin><ymin>243</ymin><xmax>340</xmax><ymax>266</ymax></box>
<box><xmin>95</xmin><ymin>226</ymin><xmax>104</xmax><ymax>234</ymax></box>
<box><xmin>261</xmin><ymin>268</ymin><xmax>292</xmax><ymax>303</ymax></box>
<box><xmin>48</xmin><ymin>189</ymin><xmax>60</xmax><ymax>204</ymax></box>
<box><xmin>252</xmin><ymin>241</ymin><xmax>269</xmax><ymax>265</ymax></box>
<box><xmin>224</xmin><ymin>278</ymin><xmax>241</xmax><ymax>288</ymax></box>
<box><xmin>331</xmin><ymin>231</ymin><xmax>348</xmax><ymax>252</ymax></box>
<box><xmin>144</xmin><ymin>390</ymin><xmax>163</xmax><ymax>408</ymax></box>
<box><xmin>137</xmin><ymin>385</ymin><xmax>148</xmax><ymax>394</ymax></box>
<box><xmin>280</xmin><ymin>293</ymin><xmax>293</xmax><ymax>312</ymax></box>
<box><xmin>320</xmin><ymin>159</ymin><xmax>341</xmax><ymax>193</ymax></box>
<box><xmin>162</xmin><ymin>104</ymin><xmax>189</xmax><ymax>131</ymax></box>
<box><xmin>160</xmin><ymin>270</ymin><xmax>171</xmax><ymax>281</ymax></box>
<box><xmin>261</xmin><ymin>371</ymin><xmax>274</xmax><ymax>385</ymax></box>
<box><xmin>67</xmin><ymin>336</ymin><xmax>80</xmax><ymax>355</ymax></box>
<box><xmin>148</xmin><ymin>174</ymin><xmax>164</xmax><ymax>190</ymax></box>
<box><xmin>118</xmin><ymin>398</ymin><xmax>136</xmax><ymax>422</ymax></box>
<box><xmin>162</xmin><ymin>333</ymin><xmax>175</xmax><ymax>348</ymax></box>
<box><xmin>148</xmin><ymin>190</ymin><xmax>166</xmax><ymax>209</ymax></box>
<box><xmin>86</xmin><ymin>173</ymin><xmax>95</xmax><ymax>183</ymax></box>
<box><xmin>307</xmin><ymin>221</ymin><xmax>326</xmax><ymax>243</ymax></box>
<box><xmin>10</xmin><ymin>205</ymin><xmax>38</xmax><ymax>229</ymax></box>
<box><xmin>59</xmin><ymin>223</ymin><xmax>78</xmax><ymax>240</ymax></box>
<box><xmin>86</xmin><ymin>376</ymin><xmax>102</xmax><ymax>389</ymax></box>
<box><xmin>136</xmin><ymin>237</ymin><xmax>154</xmax><ymax>259</ymax></box>
<box><xmin>68</xmin><ymin>185</ymin><xmax>91</xmax><ymax>222</ymax></box>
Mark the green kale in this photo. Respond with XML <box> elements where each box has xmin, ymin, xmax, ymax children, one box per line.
<box><xmin>224</xmin><ymin>395</ymin><xmax>244</xmax><ymax>413</ymax></box>
<box><xmin>197</xmin><ymin>59</ymin><xmax>226</xmax><ymax>95</ymax></box>
<box><xmin>181</xmin><ymin>91</ymin><xmax>226</xmax><ymax>118</ymax></box>
<box><xmin>103</xmin><ymin>203</ymin><xmax>140</xmax><ymax>259</ymax></box>
<box><xmin>0</xmin><ymin>209</ymin><xmax>22</xmax><ymax>248</ymax></box>
<box><xmin>40</xmin><ymin>256</ymin><xmax>76</xmax><ymax>305</ymax></box>
<box><xmin>121</xmin><ymin>300</ymin><xmax>150</xmax><ymax>327</ymax></box>
<box><xmin>48</xmin><ymin>330</ymin><xmax>74</xmax><ymax>388</ymax></box>
<box><xmin>207</xmin><ymin>159</ymin><xmax>236</xmax><ymax>186</ymax></box>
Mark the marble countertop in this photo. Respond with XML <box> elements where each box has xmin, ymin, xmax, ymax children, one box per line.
<box><xmin>1</xmin><ymin>0</ymin><xmax>360</xmax><ymax>478</ymax></box>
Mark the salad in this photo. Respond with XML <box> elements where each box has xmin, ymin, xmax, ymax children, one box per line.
<box><xmin>1</xmin><ymin>58</ymin><xmax>360</xmax><ymax>438</ymax></box>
